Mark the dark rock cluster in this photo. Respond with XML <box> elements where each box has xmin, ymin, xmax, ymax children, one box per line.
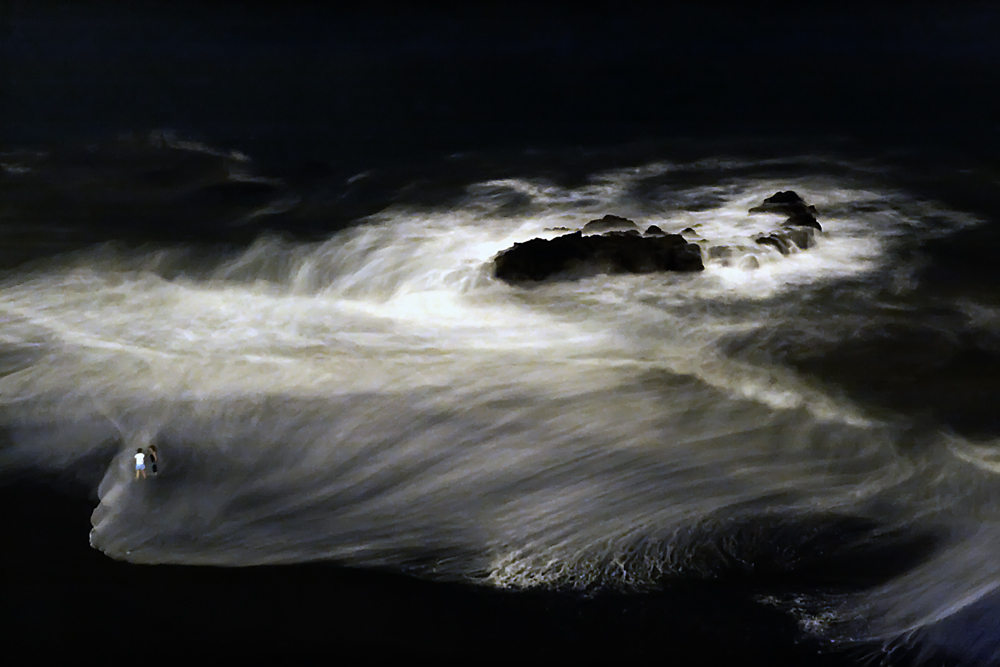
<box><xmin>749</xmin><ymin>191</ymin><xmax>821</xmax><ymax>256</ymax></box>
<box><xmin>491</xmin><ymin>190</ymin><xmax>823</xmax><ymax>284</ymax></box>
<box><xmin>493</xmin><ymin>229</ymin><xmax>702</xmax><ymax>282</ymax></box>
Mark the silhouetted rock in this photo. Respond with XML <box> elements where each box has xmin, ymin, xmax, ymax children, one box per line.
<box><xmin>784</xmin><ymin>210</ymin><xmax>822</xmax><ymax>231</ymax></box>
<box><xmin>755</xmin><ymin>234</ymin><xmax>792</xmax><ymax>255</ymax></box>
<box><xmin>749</xmin><ymin>191</ymin><xmax>813</xmax><ymax>214</ymax></box>
<box><xmin>494</xmin><ymin>189</ymin><xmax>823</xmax><ymax>284</ymax></box>
<box><xmin>493</xmin><ymin>230</ymin><xmax>703</xmax><ymax>283</ymax></box>
<box><xmin>582</xmin><ymin>214</ymin><xmax>639</xmax><ymax>234</ymax></box>
<box><xmin>755</xmin><ymin>227</ymin><xmax>817</xmax><ymax>255</ymax></box>
<box><xmin>754</xmin><ymin>190</ymin><xmax>804</xmax><ymax>206</ymax></box>
<box><xmin>749</xmin><ymin>190</ymin><xmax>822</xmax><ymax>232</ymax></box>
<box><xmin>784</xmin><ymin>227</ymin><xmax>816</xmax><ymax>249</ymax></box>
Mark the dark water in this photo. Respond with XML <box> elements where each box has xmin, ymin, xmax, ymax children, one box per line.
<box><xmin>3</xmin><ymin>3</ymin><xmax>1000</xmax><ymax>664</ymax></box>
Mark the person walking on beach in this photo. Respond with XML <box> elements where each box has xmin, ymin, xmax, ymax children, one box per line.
<box><xmin>134</xmin><ymin>448</ymin><xmax>147</xmax><ymax>480</ymax></box>
<box><xmin>147</xmin><ymin>445</ymin><xmax>159</xmax><ymax>475</ymax></box>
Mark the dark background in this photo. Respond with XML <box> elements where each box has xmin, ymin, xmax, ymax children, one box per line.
<box><xmin>2</xmin><ymin>2</ymin><xmax>998</xmax><ymax>663</ymax></box>
<box><xmin>4</xmin><ymin>1</ymin><xmax>1000</xmax><ymax>167</ymax></box>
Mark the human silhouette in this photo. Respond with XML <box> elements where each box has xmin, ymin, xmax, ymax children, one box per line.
<box><xmin>147</xmin><ymin>445</ymin><xmax>159</xmax><ymax>475</ymax></box>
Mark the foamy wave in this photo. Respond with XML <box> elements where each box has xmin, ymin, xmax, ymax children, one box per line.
<box><xmin>1</xmin><ymin>150</ymin><xmax>996</xmax><ymax>663</ymax></box>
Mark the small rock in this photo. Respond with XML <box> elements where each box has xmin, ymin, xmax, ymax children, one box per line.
<box><xmin>756</xmin><ymin>234</ymin><xmax>792</xmax><ymax>255</ymax></box>
<box><xmin>582</xmin><ymin>214</ymin><xmax>639</xmax><ymax>235</ymax></box>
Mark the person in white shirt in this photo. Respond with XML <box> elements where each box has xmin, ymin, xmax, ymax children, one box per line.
<box><xmin>134</xmin><ymin>448</ymin><xmax>147</xmax><ymax>480</ymax></box>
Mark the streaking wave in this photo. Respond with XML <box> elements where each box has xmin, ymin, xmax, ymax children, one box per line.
<box><xmin>1</xmin><ymin>147</ymin><xmax>997</xmax><ymax>663</ymax></box>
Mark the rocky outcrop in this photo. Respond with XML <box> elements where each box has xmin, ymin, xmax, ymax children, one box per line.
<box><xmin>492</xmin><ymin>191</ymin><xmax>823</xmax><ymax>284</ymax></box>
<box><xmin>749</xmin><ymin>190</ymin><xmax>821</xmax><ymax>231</ymax></box>
<box><xmin>493</xmin><ymin>230</ymin><xmax>703</xmax><ymax>282</ymax></box>
<box><xmin>748</xmin><ymin>190</ymin><xmax>821</xmax><ymax>254</ymax></box>
<box><xmin>755</xmin><ymin>227</ymin><xmax>816</xmax><ymax>255</ymax></box>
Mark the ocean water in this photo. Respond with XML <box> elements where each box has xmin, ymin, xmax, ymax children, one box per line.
<box><xmin>6</xmin><ymin>2</ymin><xmax>1000</xmax><ymax>661</ymax></box>
<box><xmin>2</xmin><ymin>131</ymin><xmax>999</xmax><ymax>663</ymax></box>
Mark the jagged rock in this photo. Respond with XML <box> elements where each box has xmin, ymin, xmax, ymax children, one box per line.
<box><xmin>749</xmin><ymin>190</ymin><xmax>814</xmax><ymax>214</ymax></box>
<box><xmin>582</xmin><ymin>214</ymin><xmax>639</xmax><ymax>234</ymax></box>
<box><xmin>749</xmin><ymin>190</ymin><xmax>822</xmax><ymax>232</ymax></box>
<box><xmin>784</xmin><ymin>227</ymin><xmax>816</xmax><ymax>249</ymax></box>
<box><xmin>755</xmin><ymin>227</ymin><xmax>816</xmax><ymax>255</ymax></box>
<box><xmin>493</xmin><ymin>230</ymin><xmax>703</xmax><ymax>283</ymax></box>
<box><xmin>756</xmin><ymin>234</ymin><xmax>792</xmax><ymax>255</ymax></box>
<box><xmin>783</xmin><ymin>210</ymin><xmax>822</xmax><ymax>231</ymax></box>
<box><xmin>495</xmin><ymin>190</ymin><xmax>823</xmax><ymax>283</ymax></box>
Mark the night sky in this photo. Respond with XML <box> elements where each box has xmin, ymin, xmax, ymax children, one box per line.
<box><xmin>5</xmin><ymin>2</ymin><xmax>1000</xmax><ymax>165</ymax></box>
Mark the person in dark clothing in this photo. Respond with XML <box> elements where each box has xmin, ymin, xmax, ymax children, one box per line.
<box><xmin>147</xmin><ymin>445</ymin><xmax>159</xmax><ymax>475</ymax></box>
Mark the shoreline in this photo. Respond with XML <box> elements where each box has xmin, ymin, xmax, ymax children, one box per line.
<box><xmin>2</xmin><ymin>472</ymin><xmax>878</xmax><ymax>664</ymax></box>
